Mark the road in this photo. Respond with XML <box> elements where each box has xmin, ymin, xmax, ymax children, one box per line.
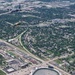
<box><xmin>7</xmin><ymin>61</ymin><xmax>71</xmax><ymax>75</ymax></box>
<box><xmin>0</xmin><ymin>39</ymin><xmax>71</xmax><ymax>75</ymax></box>
<box><xmin>17</xmin><ymin>29</ymin><xmax>44</xmax><ymax>62</ymax></box>
<box><xmin>0</xmin><ymin>39</ymin><xmax>43</xmax><ymax>62</ymax></box>
<box><xmin>0</xmin><ymin>11</ymin><xmax>11</xmax><ymax>16</ymax></box>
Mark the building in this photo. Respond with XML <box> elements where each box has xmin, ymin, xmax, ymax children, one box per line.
<box><xmin>32</xmin><ymin>68</ymin><xmax>60</xmax><ymax>75</ymax></box>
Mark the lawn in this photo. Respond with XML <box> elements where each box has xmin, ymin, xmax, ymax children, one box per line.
<box><xmin>55</xmin><ymin>59</ymin><xmax>62</xmax><ymax>64</ymax></box>
<box><xmin>0</xmin><ymin>70</ymin><xmax>6</xmax><ymax>75</ymax></box>
<box><xmin>0</xmin><ymin>55</ymin><xmax>6</xmax><ymax>66</ymax></box>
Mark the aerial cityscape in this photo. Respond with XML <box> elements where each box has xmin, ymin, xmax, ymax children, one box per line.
<box><xmin>0</xmin><ymin>0</ymin><xmax>75</xmax><ymax>75</ymax></box>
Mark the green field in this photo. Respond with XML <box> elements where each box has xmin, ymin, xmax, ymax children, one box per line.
<box><xmin>0</xmin><ymin>70</ymin><xmax>6</xmax><ymax>75</ymax></box>
<box><xmin>0</xmin><ymin>55</ymin><xmax>6</xmax><ymax>66</ymax></box>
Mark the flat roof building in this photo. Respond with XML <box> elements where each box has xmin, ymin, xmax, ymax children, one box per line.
<box><xmin>3</xmin><ymin>66</ymin><xmax>16</xmax><ymax>73</ymax></box>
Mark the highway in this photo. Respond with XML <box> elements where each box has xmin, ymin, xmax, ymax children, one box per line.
<box><xmin>0</xmin><ymin>39</ymin><xmax>71</xmax><ymax>75</ymax></box>
<box><xmin>0</xmin><ymin>39</ymin><xmax>43</xmax><ymax>62</ymax></box>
